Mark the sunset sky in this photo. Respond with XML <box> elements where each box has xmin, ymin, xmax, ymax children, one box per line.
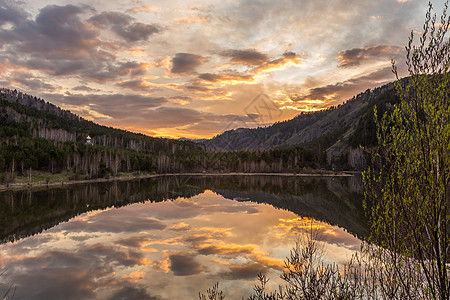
<box><xmin>0</xmin><ymin>0</ymin><xmax>438</xmax><ymax>138</ymax></box>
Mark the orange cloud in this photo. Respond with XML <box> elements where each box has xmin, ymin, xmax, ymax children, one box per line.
<box><xmin>130</xmin><ymin>5</ymin><xmax>159</xmax><ymax>12</ymax></box>
<box><xmin>274</xmin><ymin>94</ymin><xmax>328</xmax><ymax>112</ymax></box>
<box><xmin>197</xmin><ymin>243</ymin><xmax>257</xmax><ymax>255</ymax></box>
<box><xmin>197</xmin><ymin>73</ymin><xmax>256</xmax><ymax>85</ymax></box>
<box><xmin>125</xmin><ymin>48</ymin><xmax>150</xmax><ymax>58</ymax></box>
<box><xmin>122</xmin><ymin>271</ymin><xmax>145</xmax><ymax>281</ymax></box>
<box><xmin>254</xmin><ymin>51</ymin><xmax>304</xmax><ymax>74</ymax></box>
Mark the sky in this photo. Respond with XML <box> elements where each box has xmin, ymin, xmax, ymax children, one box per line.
<box><xmin>0</xmin><ymin>0</ymin><xmax>438</xmax><ymax>139</ymax></box>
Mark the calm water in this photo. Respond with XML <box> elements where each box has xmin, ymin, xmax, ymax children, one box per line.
<box><xmin>0</xmin><ymin>175</ymin><xmax>366</xmax><ymax>299</ymax></box>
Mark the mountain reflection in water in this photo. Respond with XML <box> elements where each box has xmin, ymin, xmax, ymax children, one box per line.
<box><xmin>0</xmin><ymin>175</ymin><xmax>366</xmax><ymax>299</ymax></box>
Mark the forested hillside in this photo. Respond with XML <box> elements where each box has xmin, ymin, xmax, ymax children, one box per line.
<box><xmin>0</xmin><ymin>89</ymin><xmax>207</xmax><ymax>180</ymax></box>
<box><xmin>0</xmin><ymin>88</ymin><xmax>329</xmax><ymax>181</ymax></box>
<box><xmin>0</xmin><ymin>82</ymin><xmax>402</xmax><ymax>181</ymax></box>
<box><xmin>204</xmin><ymin>82</ymin><xmax>401</xmax><ymax>168</ymax></box>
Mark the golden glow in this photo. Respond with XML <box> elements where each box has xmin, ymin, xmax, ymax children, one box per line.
<box><xmin>123</xmin><ymin>271</ymin><xmax>145</xmax><ymax>281</ymax></box>
<box><xmin>131</xmin><ymin>5</ymin><xmax>159</xmax><ymax>12</ymax></box>
<box><xmin>125</xmin><ymin>48</ymin><xmax>150</xmax><ymax>58</ymax></box>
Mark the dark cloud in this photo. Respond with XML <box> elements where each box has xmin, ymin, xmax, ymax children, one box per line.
<box><xmin>171</xmin><ymin>53</ymin><xmax>207</xmax><ymax>74</ymax></box>
<box><xmin>11</xmin><ymin>73</ymin><xmax>57</xmax><ymax>91</ymax></box>
<box><xmin>11</xmin><ymin>5</ymin><xmax>101</xmax><ymax>60</ymax></box>
<box><xmin>109</xmin><ymin>285</ymin><xmax>160</xmax><ymax>300</ymax></box>
<box><xmin>89</xmin><ymin>11</ymin><xmax>160</xmax><ymax>42</ymax></box>
<box><xmin>197</xmin><ymin>244</ymin><xmax>254</xmax><ymax>256</ymax></box>
<box><xmin>88</xmin><ymin>11</ymin><xmax>132</xmax><ymax>28</ymax></box>
<box><xmin>116</xmin><ymin>61</ymin><xmax>150</xmax><ymax>76</ymax></box>
<box><xmin>115</xmin><ymin>79</ymin><xmax>159</xmax><ymax>92</ymax></box>
<box><xmin>0</xmin><ymin>5</ymin><xmax>159</xmax><ymax>85</ymax></box>
<box><xmin>0</xmin><ymin>1</ymin><xmax>28</xmax><ymax>26</ymax></box>
<box><xmin>221</xmin><ymin>49</ymin><xmax>268</xmax><ymax>65</ymax></box>
<box><xmin>338</xmin><ymin>45</ymin><xmax>402</xmax><ymax>67</ymax></box>
<box><xmin>219</xmin><ymin>263</ymin><xmax>266</xmax><ymax>280</ymax></box>
<box><xmin>198</xmin><ymin>73</ymin><xmax>254</xmax><ymax>83</ymax></box>
<box><xmin>83</xmin><ymin>244</ymin><xmax>147</xmax><ymax>267</ymax></box>
<box><xmin>169</xmin><ymin>253</ymin><xmax>205</xmax><ymax>276</ymax></box>
<box><xmin>73</xmin><ymin>85</ymin><xmax>99</xmax><ymax>92</ymax></box>
<box><xmin>82</xmin><ymin>61</ymin><xmax>151</xmax><ymax>83</ymax></box>
<box><xmin>6</xmin><ymin>250</ymin><xmax>109</xmax><ymax>299</ymax></box>
<box><xmin>49</xmin><ymin>92</ymin><xmax>167</xmax><ymax>114</ymax></box>
<box><xmin>22</xmin><ymin>57</ymin><xmax>93</xmax><ymax>76</ymax></box>
<box><xmin>295</xmin><ymin>66</ymin><xmax>395</xmax><ymax>104</ymax></box>
<box><xmin>117</xmin><ymin>22</ymin><xmax>160</xmax><ymax>42</ymax></box>
<box><xmin>3</xmin><ymin>243</ymin><xmax>156</xmax><ymax>300</ymax></box>
<box><xmin>114</xmin><ymin>236</ymin><xmax>150</xmax><ymax>248</ymax></box>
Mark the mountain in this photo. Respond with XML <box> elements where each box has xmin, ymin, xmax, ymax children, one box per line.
<box><xmin>177</xmin><ymin>137</ymin><xmax>208</xmax><ymax>143</ymax></box>
<box><xmin>0</xmin><ymin>88</ymin><xmax>202</xmax><ymax>152</ymax></box>
<box><xmin>204</xmin><ymin>81</ymin><xmax>401</xmax><ymax>168</ymax></box>
<box><xmin>0</xmin><ymin>88</ymin><xmax>205</xmax><ymax>177</ymax></box>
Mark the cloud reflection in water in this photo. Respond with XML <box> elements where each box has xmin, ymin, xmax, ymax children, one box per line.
<box><xmin>0</xmin><ymin>190</ymin><xmax>361</xmax><ymax>299</ymax></box>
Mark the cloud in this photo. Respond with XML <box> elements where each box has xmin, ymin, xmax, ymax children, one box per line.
<box><xmin>168</xmin><ymin>253</ymin><xmax>205</xmax><ymax>276</ymax></box>
<box><xmin>116</xmin><ymin>22</ymin><xmax>161</xmax><ymax>42</ymax></box>
<box><xmin>50</xmin><ymin>92</ymin><xmax>167</xmax><ymax>111</ymax></box>
<box><xmin>295</xmin><ymin>66</ymin><xmax>395</xmax><ymax>105</ymax></box>
<box><xmin>219</xmin><ymin>263</ymin><xmax>266</xmax><ymax>280</ymax></box>
<box><xmin>79</xmin><ymin>61</ymin><xmax>154</xmax><ymax>83</ymax></box>
<box><xmin>109</xmin><ymin>285</ymin><xmax>160</xmax><ymax>300</ymax></box>
<box><xmin>198</xmin><ymin>72</ymin><xmax>255</xmax><ymax>84</ymax></box>
<box><xmin>0</xmin><ymin>5</ymin><xmax>162</xmax><ymax>86</ymax></box>
<box><xmin>338</xmin><ymin>45</ymin><xmax>402</xmax><ymax>67</ymax></box>
<box><xmin>128</xmin><ymin>5</ymin><xmax>160</xmax><ymax>13</ymax></box>
<box><xmin>191</xmin><ymin>51</ymin><xmax>303</xmax><ymax>88</ymax></box>
<box><xmin>10</xmin><ymin>5</ymin><xmax>102</xmax><ymax>60</ymax></box>
<box><xmin>89</xmin><ymin>11</ymin><xmax>160</xmax><ymax>42</ymax></box>
<box><xmin>171</xmin><ymin>53</ymin><xmax>207</xmax><ymax>74</ymax></box>
<box><xmin>10</xmin><ymin>72</ymin><xmax>57</xmax><ymax>91</ymax></box>
<box><xmin>220</xmin><ymin>49</ymin><xmax>269</xmax><ymax>66</ymax></box>
<box><xmin>72</xmin><ymin>85</ymin><xmax>99</xmax><ymax>92</ymax></box>
<box><xmin>4</xmin><ymin>245</ymin><xmax>153</xmax><ymax>299</ymax></box>
<box><xmin>0</xmin><ymin>1</ymin><xmax>28</xmax><ymax>27</ymax></box>
<box><xmin>173</xmin><ymin>16</ymin><xmax>209</xmax><ymax>24</ymax></box>
<box><xmin>253</xmin><ymin>51</ymin><xmax>304</xmax><ymax>73</ymax></box>
<box><xmin>59</xmin><ymin>209</ymin><xmax>167</xmax><ymax>233</ymax></box>
<box><xmin>197</xmin><ymin>243</ymin><xmax>255</xmax><ymax>256</ymax></box>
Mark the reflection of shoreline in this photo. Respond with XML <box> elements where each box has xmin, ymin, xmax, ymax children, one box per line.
<box><xmin>0</xmin><ymin>175</ymin><xmax>366</xmax><ymax>245</ymax></box>
<box><xmin>0</xmin><ymin>171</ymin><xmax>355</xmax><ymax>192</ymax></box>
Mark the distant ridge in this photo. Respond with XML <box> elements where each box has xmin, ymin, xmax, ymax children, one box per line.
<box><xmin>203</xmin><ymin>81</ymin><xmax>401</xmax><ymax>167</ymax></box>
<box><xmin>204</xmin><ymin>82</ymin><xmax>396</xmax><ymax>151</ymax></box>
<box><xmin>177</xmin><ymin>137</ymin><xmax>208</xmax><ymax>143</ymax></box>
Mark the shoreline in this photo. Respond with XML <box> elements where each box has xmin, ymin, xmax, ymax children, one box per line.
<box><xmin>0</xmin><ymin>171</ymin><xmax>357</xmax><ymax>192</ymax></box>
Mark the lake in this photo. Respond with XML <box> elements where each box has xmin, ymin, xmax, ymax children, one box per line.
<box><xmin>0</xmin><ymin>175</ymin><xmax>366</xmax><ymax>299</ymax></box>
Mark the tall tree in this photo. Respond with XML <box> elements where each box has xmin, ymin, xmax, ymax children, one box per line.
<box><xmin>364</xmin><ymin>1</ymin><xmax>449</xmax><ymax>299</ymax></box>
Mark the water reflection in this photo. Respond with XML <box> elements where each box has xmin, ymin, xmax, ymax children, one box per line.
<box><xmin>0</xmin><ymin>175</ymin><xmax>366</xmax><ymax>299</ymax></box>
